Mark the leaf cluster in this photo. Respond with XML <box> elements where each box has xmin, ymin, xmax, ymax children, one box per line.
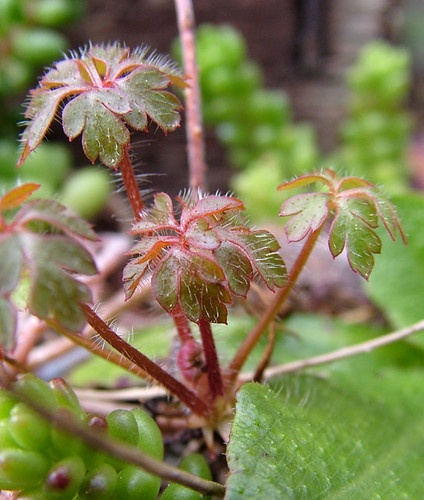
<box><xmin>124</xmin><ymin>192</ymin><xmax>287</xmax><ymax>323</ymax></box>
<box><xmin>278</xmin><ymin>168</ymin><xmax>406</xmax><ymax>279</ymax></box>
<box><xmin>18</xmin><ymin>43</ymin><xmax>185</xmax><ymax>168</ymax></box>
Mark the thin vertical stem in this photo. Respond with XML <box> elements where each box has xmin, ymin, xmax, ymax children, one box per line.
<box><xmin>172</xmin><ymin>304</ymin><xmax>194</xmax><ymax>344</ymax></box>
<box><xmin>252</xmin><ymin>322</ymin><xmax>276</xmax><ymax>383</ymax></box>
<box><xmin>119</xmin><ymin>146</ymin><xmax>144</xmax><ymax>219</ymax></box>
<box><xmin>198</xmin><ymin>317</ymin><xmax>224</xmax><ymax>398</ymax></box>
<box><xmin>81</xmin><ymin>303</ymin><xmax>210</xmax><ymax>417</ymax></box>
<box><xmin>174</xmin><ymin>0</ymin><xmax>207</xmax><ymax>191</ymax></box>
<box><xmin>226</xmin><ymin>228</ymin><xmax>324</xmax><ymax>384</ymax></box>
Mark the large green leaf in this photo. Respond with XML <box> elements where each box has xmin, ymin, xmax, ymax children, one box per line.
<box><xmin>366</xmin><ymin>191</ymin><xmax>424</xmax><ymax>331</ymax></box>
<box><xmin>227</xmin><ymin>369</ymin><xmax>424</xmax><ymax>499</ymax></box>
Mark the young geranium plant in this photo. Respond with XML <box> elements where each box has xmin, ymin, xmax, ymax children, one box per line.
<box><xmin>278</xmin><ymin>168</ymin><xmax>406</xmax><ymax>279</ymax></box>
<box><xmin>17</xmin><ymin>42</ymin><xmax>185</xmax><ymax>217</ymax></box>
<box><xmin>0</xmin><ymin>4</ymin><xmax>414</xmax><ymax>497</ymax></box>
<box><xmin>225</xmin><ymin>169</ymin><xmax>406</xmax><ymax>382</ymax></box>
<box><xmin>124</xmin><ymin>191</ymin><xmax>286</xmax><ymax>398</ymax></box>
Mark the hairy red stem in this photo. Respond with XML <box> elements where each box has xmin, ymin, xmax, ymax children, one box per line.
<box><xmin>174</xmin><ymin>0</ymin><xmax>207</xmax><ymax>191</ymax></box>
<box><xmin>119</xmin><ymin>147</ymin><xmax>144</xmax><ymax>219</ymax></box>
<box><xmin>226</xmin><ymin>228</ymin><xmax>323</xmax><ymax>384</ymax></box>
<box><xmin>172</xmin><ymin>304</ymin><xmax>194</xmax><ymax>344</ymax></box>
<box><xmin>81</xmin><ymin>303</ymin><xmax>210</xmax><ymax>416</ymax></box>
<box><xmin>198</xmin><ymin>317</ymin><xmax>224</xmax><ymax>398</ymax></box>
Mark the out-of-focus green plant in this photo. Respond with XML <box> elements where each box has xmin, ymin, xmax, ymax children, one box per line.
<box><xmin>0</xmin><ymin>0</ymin><xmax>101</xmax><ymax>219</ymax></box>
<box><xmin>331</xmin><ymin>41</ymin><xmax>412</xmax><ymax>192</ymax></box>
<box><xmin>0</xmin><ymin>0</ymin><xmax>85</xmax><ymax>132</ymax></box>
<box><xmin>174</xmin><ymin>24</ymin><xmax>319</xmax><ymax>221</ymax></box>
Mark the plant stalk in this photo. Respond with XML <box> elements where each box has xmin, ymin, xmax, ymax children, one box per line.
<box><xmin>259</xmin><ymin>318</ymin><xmax>424</xmax><ymax>379</ymax></box>
<box><xmin>198</xmin><ymin>317</ymin><xmax>224</xmax><ymax>398</ymax></box>
<box><xmin>172</xmin><ymin>303</ymin><xmax>194</xmax><ymax>343</ymax></box>
<box><xmin>119</xmin><ymin>146</ymin><xmax>144</xmax><ymax>219</ymax></box>
<box><xmin>174</xmin><ymin>0</ymin><xmax>207</xmax><ymax>191</ymax></box>
<box><xmin>226</xmin><ymin>228</ymin><xmax>323</xmax><ymax>384</ymax></box>
<box><xmin>81</xmin><ymin>303</ymin><xmax>210</xmax><ymax>416</ymax></box>
<box><xmin>46</xmin><ymin>319</ymin><xmax>149</xmax><ymax>380</ymax></box>
<box><xmin>252</xmin><ymin>322</ymin><xmax>276</xmax><ymax>383</ymax></box>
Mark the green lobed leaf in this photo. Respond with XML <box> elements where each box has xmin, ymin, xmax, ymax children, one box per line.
<box><xmin>237</xmin><ymin>230</ymin><xmax>287</xmax><ymax>290</ymax></box>
<box><xmin>62</xmin><ymin>89</ymin><xmax>131</xmax><ymax>168</ymax></box>
<box><xmin>178</xmin><ymin>270</ymin><xmax>231</xmax><ymax>324</ymax></box>
<box><xmin>227</xmin><ymin>371</ymin><xmax>424</xmax><ymax>499</ymax></box>
<box><xmin>366</xmin><ymin>191</ymin><xmax>424</xmax><ymax>331</ymax></box>
<box><xmin>180</xmin><ymin>195</ymin><xmax>244</xmax><ymax>228</ymax></box>
<box><xmin>151</xmin><ymin>251</ymin><xmax>179</xmax><ymax>313</ymax></box>
<box><xmin>152</xmin><ymin>248</ymin><xmax>231</xmax><ymax>323</ymax></box>
<box><xmin>184</xmin><ymin>219</ymin><xmax>221</xmax><ymax>250</ymax></box>
<box><xmin>18</xmin><ymin>43</ymin><xmax>184</xmax><ymax>168</ymax></box>
<box><xmin>0</xmin><ymin>234</ymin><xmax>23</xmax><ymax>295</ymax></box>
<box><xmin>277</xmin><ymin>169</ymin><xmax>405</xmax><ymax>280</ymax></box>
<box><xmin>18</xmin><ymin>88</ymin><xmax>75</xmax><ymax>165</ymax></box>
<box><xmin>26</xmin><ymin>234</ymin><xmax>96</xmax><ymax>331</ymax></box>
<box><xmin>215</xmin><ymin>241</ymin><xmax>253</xmax><ymax>297</ymax></box>
<box><xmin>127</xmin><ymin>192</ymin><xmax>286</xmax><ymax>322</ymax></box>
<box><xmin>118</xmin><ymin>68</ymin><xmax>182</xmax><ymax>132</ymax></box>
<box><xmin>41</xmin><ymin>59</ymin><xmax>91</xmax><ymax>88</ymax></box>
<box><xmin>135</xmin><ymin>193</ymin><xmax>178</xmax><ymax>230</ymax></box>
<box><xmin>0</xmin><ymin>297</ymin><xmax>16</xmax><ymax>350</ymax></box>
<box><xmin>329</xmin><ymin>196</ymin><xmax>382</xmax><ymax>279</ymax></box>
<box><xmin>279</xmin><ymin>192</ymin><xmax>330</xmax><ymax>242</ymax></box>
<box><xmin>15</xmin><ymin>198</ymin><xmax>98</xmax><ymax>241</ymax></box>
<box><xmin>122</xmin><ymin>259</ymin><xmax>150</xmax><ymax>300</ymax></box>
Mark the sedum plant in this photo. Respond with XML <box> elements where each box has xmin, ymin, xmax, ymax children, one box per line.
<box><xmin>0</xmin><ymin>3</ymin><xmax>418</xmax><ymax>498</ymax></box>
